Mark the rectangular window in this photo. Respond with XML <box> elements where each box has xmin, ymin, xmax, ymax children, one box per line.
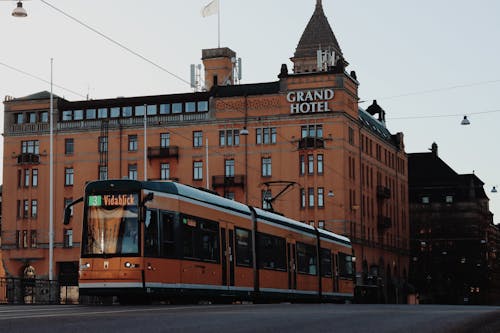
<box><xmin>301</xmin><ymin>124</ymin><xmax>323</xmax><ymax>138</ymax></box>
<box><xmin>257</xmin><ymin>232</ymin><xmax>286</xmax><ymax>270</ymax></box>
<box><xmin>134</xmin><ymin>105</ymin><xmax>145</xmax><ymax>117</ymax></box>
<box><xmin>308</xmin><ymin>188</ymin><xmax>315</xmax><ymax>207</ymax></box>
<box><xmin>160</xmin><ymin>163</ymin><xmax>170</xmax><ymax>180</ymax></box>
<box><xmin>193</xmin><ymin>131</ymin><xmax>203</xmax><ymax>147</ymax></box>
<box><xmin>15</xmin><ymin>113</ymin><xmax>23</xmax><ymax>124</ymax></box>
<box><xmin>263</xmin><ymin>128</ymin><xmax>270</xmax><ymax>144</ymax></box>
<box><xmin>271</xmin><ymin>127</ymin><xmax>277</xmax><ymax>144</ymax></box>
<box><xmin>348</xmin><ymin>127</ymin><xmax>355</xmax><ymax>145</ymax></box>
<box><xmin>219</xmin><ymin>130</ymin><xmax>226</xmax><ymax>147</ymax></box>
<box><xmin>23</xmin><ymin>230</ymin><xmax>28</xmax><ymax>248</ymax></box>
<box><xmin>16</xmin><ymin>231</ymin><xmax>21</xmax><ymax>248</ymax></box>
<box><xmin>235</xmin><ymin>228</ymin><xmax>253</xmax><ymax>267</ymax></box>
<box><xmin>64</xmin><ymin>229</ymin><xmax>73</xmax><ymax>248</ymax></box>
<box><xmin>181</xmin><ymin>215</ymin><xmax>219</xmax><ymax>262</ymax></box>
<box><xmin>65</xmin><ymin>138</ymin><xmax>74</xmax><ymax>155</ymax></box>
<box><xmin>74</xmin><ymin>110</ymin><xmax>84</xmax><ymax>120</ymax></box>
<box><xmin>297</xmin><ymin>242</ymin><xmax>317</xmax><ymax>275</ymax></box>
<box><xmin>193</xmin><ymin>161</ymin><xmax>203</xmax><ymax>180</ymax></box>
<box><xmin>28</xmin><ymin>112</ymin><xmax>37</xmax><ymax>123</ymax></box>
<box><xmin>98</xmin><ymin>136</ymin><xmax>108</xmax><ymax>152</ymax></box>
<box><xmin>30</xmin><ymin>230</ymin><xmax>37</xmax><ymax>248</ymax></box>
<box><xmin>256</xmin><ymin>128</ymin><xmax>262</xmax><ymax>144</ymax></box>
<box><xmin>256</xmin><ymin>127</ymin><xmax>276</xmax><ymax>144</ymax></box>
<box><xmin>225</xmin><ymin>159</ymin><xmax>235</xmax><ymax>177</ymax></box>
<box><xmin>185</xmin><ymin>102</ymin><xmax>196</xmax><ymax>113</ymax></box>
<box><xmin>40</xmin><ymin>112</ymin><xmax>48</xmax><ymax>123</ymax></box>
<box><xmin>31</xmin><ymin>200</ymin><xmax>38</xmax><ymax>218</ymax></box>
<box><xmin>147</xmin><ymin>104</ymin><xmax>157</xmax><ymax>115</ymax></box>
<box><xmin>128</xmin><ymin>135</ymin><xmax>138</xmax><ymax>151</ymax></box>
<box><xmin>99</xmin><ymin>166</ymin><xmax>108</xmax><ymax>180</ymax></box>
<box><xmin>262</xmin><ymin>157</ymin><xmax>272</xmax><ymax>177</ymax></box>
<box><xmin>317</xmin><ymin>154</ymin><xmax>324</xmax><ymax>174</ymax></box>
<box><xmin>21</xmin><ymin>140</ymin><xmax>39</xmax><ymax>154</ymax></box>
<box><xmin>18</xmin><ymin>170</ymin><xmax>21</xmax><ymax>188</ymax></box>
<box><xmin>128</xmin><ymin>164</ymin><xmax>138</xmax><ymax>180</ymax></box>
<box><xmin>198</xmin><ymin>101</ymin><xmax>209</xmax><ymax>112</ymax></box>
<box><xmin>32</xmin><ymin>169</ymin><xmax>38</xmax><ymax>187</ymax></box>
<box><xmin>159</xmin><ymin>104</ymin><xmax>170</xmax><ymax>114</ymax></box>
<box><xmin>338</xmin><ymin>252</ymin><xmax>354</xmax><ymax>277</ymax></box>
<box><xmin>110</xmin><ymin>107</ymin><xmax>120</xmax><ymax>118</ymax></box>
<box><xmin>320</xmin><ymin>248</ymin><xmax>332</xmax><ymax>277</ymax></box>
<box><xmin>300</xmin><ymin>188</ymin><xmax>306</xmax><ymax>208</ymax></box>
<box><xmin>318</xmin><ymin>188</ymin><xmax>324</xmax><ymax>207</ymax></box>
<box><xmin>65</xmin><ymin>167</ymin><xmax>74</xmax><ymax>186</ymax></box>
<box><xmin>122</xmin><ymin>106</ymin><xmax>133</xmax><ymax>117</ymax></box>
<box><xmin>308</xmin><ymin>154</ymin><xmax>314</xmax><ymax>174</ymax></box>
<box><xmin>318</xmin><ymin>220</ymin><xmax>325</xmax><ymax>229</ymax></box>
<box><xmin>23</xmin><ymin>200</ymin><xmax>29</xmax><ymax>218</ymax></box>
<box><xmin>161</xmin><ymin>212</ymin><xmax>175</xmax><ymax>257</ymax></box>
<box><xmin>144</xmin><ymin>209</ymin><xmax>159</xmax><ymax>257</ymax></box>
<box><xmin>299</xmin><ymin>155</ymin><xmax>305</xmax><ymax>175</ymax></box>
<box><xmin>172</xmin><ymin>103</ymin><xmax>183</xmax><ymax>114</ymax></box>
<box><xmin>24</xmin><ymin>169</ymin><xmax>30</xmax><ymax>187</ymax></box>
<box><xmin>227</xmin><ymin>130</ymin><xmax>233</xmax><ymax>146</ymax></box>
<box><xmin>160</xmin><ymin>133</ymin><xmax>170</xmax><ymax>148</ymax></box>
<box><xmin>62</xmin><ymin>110</ymin><xmax>73</xmax><ymax>121</ymax></box>
<box><xmin>86</xmin><ymin>108</ymin><xmax>96</xmax><ymax>119</ymax></box>
<box><xmin>98</xmin><ymin>108</ymin><xmax>108</xmax><ymax>119</ymax></box>
<box><xmin>262</xmin><ymin>190</ymin><xmax>272</xmax><ymax>210</ymax></box>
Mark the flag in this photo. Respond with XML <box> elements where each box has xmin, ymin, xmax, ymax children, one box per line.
<box><xmin>201</xmin><ymin>0</ymin><xmax>219</xmax><ymax>17</ymax></box>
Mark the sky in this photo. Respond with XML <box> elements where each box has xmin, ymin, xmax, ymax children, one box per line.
<box><xmin>1</xmin><ymin>0</ymin><xmax>500</xmax><ymax>222</ymax></box>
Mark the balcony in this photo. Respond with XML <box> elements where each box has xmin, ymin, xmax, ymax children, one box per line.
<box><xmin>147</xmin><ymin>146</ymin><xmax>179</xmax><ymax>159</ymax></box>
<box><xmin>297</xmin><ymin>137</ymin><xmax>324</xmax><ymax>150</ymax></box>
<box><xmin>377</xmin><ymin>215</ymin><xmax>392</xmax><ymax>230</ymax></box>
<box><xmin>376</xmin><ymin>185</ymin><xmax>391</xmax><ymax>199</ymax></box>
<box><xmin>16</xmin><ymin>153</ymin><xmax>40</xmax><ymax>165</ymax></box>
<box><xmin>212</xmin><ymin>175</ymin><xmax>245</xmax><ymax>189</ymax></box>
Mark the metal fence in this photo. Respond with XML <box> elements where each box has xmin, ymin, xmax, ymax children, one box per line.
<box><xmin>0</xmin><ymin>278</ymin><xmax>61</xmax><ymax>305</ymax></box>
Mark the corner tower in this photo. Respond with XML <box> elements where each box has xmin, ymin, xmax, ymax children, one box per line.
<box><xmin>291</xmin><ymin>0</ymin><xmax>348</xmax><ymax>73</ymax></box>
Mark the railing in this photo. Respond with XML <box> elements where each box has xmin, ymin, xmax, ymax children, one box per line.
<box><xmin>212</xmin><ymin>174</ymin><xmax>245</xmax><ymax>188</ymax></box>
<box><xmin>147</xmin><ymin>146</ymin><xmax>179</xmax><ymax>159</ymax></box>
<box><xmin>297</xmin><ymin>137</ymin><xmax>325</xmax><ymax>150</ymax></box>
<box><xmin>16</xmin><ymin>153</ymin><xmax>40</xmax><ymax>165</ymax></box>
<box><xmin>0</xmin><ymin>278</ymin><xmax>60</xmax><ymax>304</ymax></box>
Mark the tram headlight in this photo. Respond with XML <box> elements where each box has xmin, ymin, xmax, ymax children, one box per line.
<box><xmin>80</xmin><ymin>262</ymin><xmax>91</xmax><ymax>270</ymax></box>
<box><xmin>124</xmin><ymin>261</ymin><xmax>132</xmax><ymax>268</ymax></box>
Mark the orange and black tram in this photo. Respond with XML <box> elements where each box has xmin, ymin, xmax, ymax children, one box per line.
<box><xmin>65</xmin><ymin>179</ymin><xmax>355</xmax><ymax>304</ymax></box>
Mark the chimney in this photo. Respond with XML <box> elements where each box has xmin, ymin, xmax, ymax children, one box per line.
<box><xmin>202</xmin><ymin>47</ymin><xmax>236</xmax><ymax>90</ymax></box>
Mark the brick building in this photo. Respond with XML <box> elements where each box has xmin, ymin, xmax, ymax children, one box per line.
<box><xmin>2</xmin><ymin>0</ymin><xmax>409</xmax><ymax>302</ymax></box>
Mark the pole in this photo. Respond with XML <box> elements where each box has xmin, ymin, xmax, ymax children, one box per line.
<box><xmin>217</xmin><ymin>0</ymin><xmax>220</xmax><ymax>48</ymax></box>
<box><xmin>49</xmin><ymin>58</ymin><xmax>54</xmax><ymax>281</ymax></box>
<box><xmin>144</xmin><ymin>104</ymin><xmax>147</xmax><ymax>181</ymax></box>
<box><xmin>205</xmin><ymin>138</ymin><xmax>209</xmax><ymax>189</ymax></box>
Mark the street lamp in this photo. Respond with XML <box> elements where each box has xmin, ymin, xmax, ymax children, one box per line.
<box><xmin>12</xmin><ymin>1</ymin><xmax>27</xmax><ymax>17</ymax></box>
<box><xmin>461</xmin><ymin>115</ymin><xmax>470</xmax><ymax>126</ymax></box>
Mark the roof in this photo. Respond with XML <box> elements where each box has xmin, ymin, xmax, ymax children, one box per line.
<box><xmin>10</xmin><ymin>91</ymin><xmax>62</xmax><ymax>101</ymax></box>
<box><xmin>358</xmin><ymin>107</ymin><xmax>394</xmax><ymax>143</ymax></box>
<box><xmin>293</xmin><ymin>0</ymin><xmax>343</xmax><ymax>59</ymax></box>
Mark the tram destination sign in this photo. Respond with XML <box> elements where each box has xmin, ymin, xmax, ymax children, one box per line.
<box><xmin>88</xmin><ymin>194</ymin><xmax>137</xmax><ymax>207</ymax></box>
<box><xmin>287</xmin><ymin>88</ymin><xmax>334</xmax><ymax>114</ymax></box>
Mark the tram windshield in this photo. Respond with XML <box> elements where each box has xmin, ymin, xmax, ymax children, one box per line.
<box><xmin>83</xmin><ymin>193</ymin><xmax>139</xmax><ymax>256</ymax></box>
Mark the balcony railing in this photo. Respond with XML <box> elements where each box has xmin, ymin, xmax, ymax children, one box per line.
<box><xmin>297</xmin><ymin>137</ymin><xmax>324</xmax><ymax>150</ymax></box>
<box><xmin>377</xmin><ymin>215</ymin><xmax>392</xmax><ymax>230</ymax></box>
<box><xmin>376</xmin><ymin>185</ymin><xmax>391</xmax><ymax>199</ymax></box>
<box><xmin>16</xmin><ymin>153</ymin><xmax>40</xmax><ymax>165</ymax></box>
<box><xmin>212</xmin><ymin>175</ymin><xmax>245</xmax><ymax>188</ymax></box>
<box><xmin>147</xmin><ymin>146</ymin><xmax>179</xmax><ymax>159</ymax></box>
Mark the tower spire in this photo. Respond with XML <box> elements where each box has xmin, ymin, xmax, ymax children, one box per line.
<box><xmin>316</xmin><ymin>0</ymin><xmax>322</xmax><ymax>8</ymax></box>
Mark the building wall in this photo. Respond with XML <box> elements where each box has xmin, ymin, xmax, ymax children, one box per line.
<box><xmin>2</xmin><ymin>61</ymin><xmax>409</xmax><ymax>302</ymax></box>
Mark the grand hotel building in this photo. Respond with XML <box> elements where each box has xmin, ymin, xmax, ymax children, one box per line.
<box><xmin>2</xmin><ymin>1</ymin><xmax>409</xmax><ymax>302</ymax></box>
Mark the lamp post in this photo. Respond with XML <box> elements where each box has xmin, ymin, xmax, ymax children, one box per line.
<box><xmin>49</xmin><ymin>58</ymin><xmax>54</xmax><ymax>280</ymax></box>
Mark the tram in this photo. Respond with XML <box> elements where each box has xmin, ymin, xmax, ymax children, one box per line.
<box><xmin>64</xmin><ymin>179</ymin><xmax>355</xmax><ymax>304</ymax></box>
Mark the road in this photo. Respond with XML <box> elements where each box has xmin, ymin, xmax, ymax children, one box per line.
<box><xmin>0</xmin><ymin>303</ymin><xmax>499</xmax><ymax>333</ymax></box>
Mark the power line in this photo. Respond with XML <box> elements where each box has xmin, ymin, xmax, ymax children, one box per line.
<box><xmin>0</xmin><ymin>60</ymin><xmax>87</xmax><ymax>99</ymax></box>
<box><xmin>40</xmin><ymin>0</ymin><xmax>191</xmax><ymax>87</ymax></box>
<box><xmin>388</xmin><ymin>108</ymin><xmax>500</xmax><ymax>121</ymax></box>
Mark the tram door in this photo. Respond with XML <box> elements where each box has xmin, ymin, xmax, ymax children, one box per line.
<box><xmin>221</xmin><ymin>226</ymin><xmax>235</xmax><ymax>287</ymax></box>
<box><xmin>287</xmin><ymin>243</ymin><xmax>297</xmax><ymax>290</ymax></box>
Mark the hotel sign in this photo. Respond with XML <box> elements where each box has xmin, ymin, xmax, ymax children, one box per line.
<box><xmin>287</xmin><ymin>88</ymin><xmax>334</xmax><ymax>114</ymax></box>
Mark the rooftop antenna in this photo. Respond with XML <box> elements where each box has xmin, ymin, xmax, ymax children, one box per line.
<box><xmin>316</xmin><ymin>47</ymin><xmax>336</xmax><ymax>72</ymax></box>
<box><xmin>231</xmin><ymin>57</ymin><xmax>242</xmax><ymax>85</ymax></box>
<box><xmin>190</xmin><ymin>64</ymin><xmax>202</xmax><ymax>92</ymax></box>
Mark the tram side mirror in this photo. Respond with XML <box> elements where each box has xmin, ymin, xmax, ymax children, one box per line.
<box><xmin>63</xmin><ymin>197</ymin><xmax>83</xmax><ymax>225</ymax></box>
<box><xmin>142</xmin><ymin>192</ymin><xmax>154</xmax><ymax>206</ymax></box>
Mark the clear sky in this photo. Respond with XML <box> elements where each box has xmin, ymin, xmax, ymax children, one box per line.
<box><xmin>1</xmin><ymin>0</ymin><xmax>500</xmax><ymax>222</ymax></box>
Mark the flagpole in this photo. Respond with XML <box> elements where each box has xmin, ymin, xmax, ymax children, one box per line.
<box><xmin>217</xmin><ymin>0</ymin><xmax>220</xmax><ymax>48</ymax></box>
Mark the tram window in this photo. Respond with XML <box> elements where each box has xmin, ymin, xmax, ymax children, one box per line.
<box><xmin>296</xmin><ymin>242</ymin><xmax>317</xmax><ymax>275</ymax></box>
<box><xmin>320</xmin><ymin>248</ymin><xmax>333</xmax><ymax>277</ymax></box>
<box><xmin>338</xmin><ymin>252</ymin><xmax>354</xmax><ymax>277</ymax></box>
<box><xmin>181</xmin><ymin>215</ymin><xmax>219</xmax><ymax>262</ymax></box>
<box><xmin>161</xmin><ymin>212</ymin><xmax>176</xmax><ymax>257</ymax></box>
<box><xmin>235</xmin><ymin>228</ymin><xmax>253</xmax><ymax>267</ymax></box>
<box><xmin>144</xmin><ymin>209</ymin><xmax>159</xmax><ymax>257</ymax></box>
<box><xmin>256</xmin><ymin>232</ymin><xmax>286</xmax><ymax>270</ymax></box>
